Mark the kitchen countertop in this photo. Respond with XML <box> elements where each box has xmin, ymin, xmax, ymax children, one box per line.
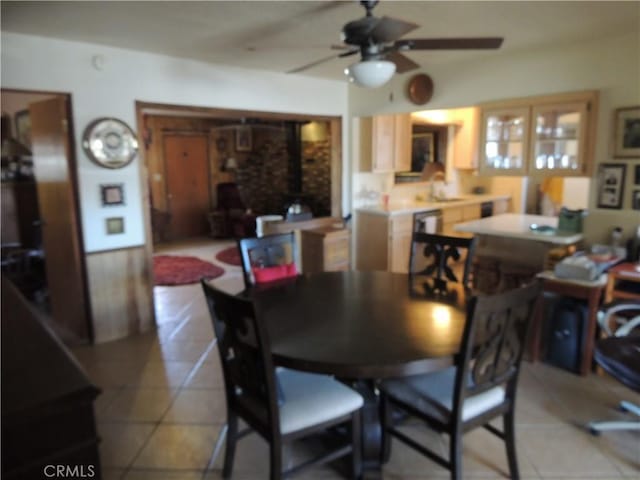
<box><xmin>454</xmin><ymin>213</ymin><xmax>583</xmax><ymax>245</ymax></box>
<box><xmin>355</xmin><ymin>194</ymin><xmax>510</xmax><ymax>216</ymax></box>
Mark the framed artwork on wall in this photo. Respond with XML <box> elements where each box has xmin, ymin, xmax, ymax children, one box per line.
<box><xmin>633</xmin><ymin>190</ymin><xmax>640</xmax><ymax>210</ymax></box>
<box><xmin>596</xmin><ymin>163</ymin><xmax>626</xmax><ymax>209</ymax></box>
<box><xmin>106</xmin><ymin>217</ymin><xmax>125</xmax><ymax>235</ymax></box>
<box><xmin>613</xmin><ymin>106</ymin><xmax>640</xmax><ymax>158</ymax></box>
<box><xmin>235</xmin><ymin>126</ymin><xmax>252</xmax><ymax>152</ymax></box>
<box><xmin>635</xmin><ymin>164</ymin><xmax>640</xmax><ymax>185</ymax></box>
<box><xmin>100</xmin><ymin>183</ymin><xmax>125</xmax><ymax>206</ymax></box>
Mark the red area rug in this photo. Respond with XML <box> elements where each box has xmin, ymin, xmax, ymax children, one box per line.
<box><xmin>153</xmin><ymin>255</ymin><xmax>224</xmax><ymax>286</ymax></box>
<box><xmin>215</xmin><ymin>246</ymin><xmax>242</xmax><ymax>266</ymax></box>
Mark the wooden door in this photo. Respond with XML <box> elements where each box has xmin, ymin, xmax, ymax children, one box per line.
<box><xmin>164</xmin><ymin>135</ymin><xmax>210</xmax><ymax>239</ymax></box>
<box><xmin>29</xmin><ymin>97</ymin><xmax>91</xmax><ymax>342</ymax></box>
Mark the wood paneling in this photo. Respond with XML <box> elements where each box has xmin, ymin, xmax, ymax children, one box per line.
<box><xmin>86</xmin><ymin>246</ymin><xmax>153</xmax><ymax>343</ymax></box>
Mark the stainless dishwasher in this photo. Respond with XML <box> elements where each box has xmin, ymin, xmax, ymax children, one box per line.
<box><xmin>413</xmin><ymin>210</ymin><xmax>443</xmax><ymax>233</ymax></box>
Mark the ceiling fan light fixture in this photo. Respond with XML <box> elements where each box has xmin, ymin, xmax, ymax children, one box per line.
<box><xmin>345</xmin><ymin>59</ymin><xmax>396</xmax><ymax>88</ymax></box>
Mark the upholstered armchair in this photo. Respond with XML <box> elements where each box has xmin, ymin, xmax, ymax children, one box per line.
<box><xmin>211</xmin><ymin>182</ymin><xmax>256</xmax><ymax>238</ymax></box>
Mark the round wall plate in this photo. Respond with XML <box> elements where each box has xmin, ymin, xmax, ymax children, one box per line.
<box><xmin>82</xmin><ymin>117</ymin><xmax>138</xmax><ymax>169</ymax></box>
<box><xmin>407</xmin><ymin>74</ymin><xmax>434</xmax><ymax>106</ymax></box>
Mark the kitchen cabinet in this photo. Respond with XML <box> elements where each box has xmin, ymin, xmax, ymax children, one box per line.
<box><xmin>452</xmin><ymin>107</ymin><xmax>481</xmax><ymax>170</ymax></box>
<box><xmin>301</xmin><ymin>227</ymin><xmax>350</xmax><ymax>273</ymax></box>
<box><xmin>356</xmin><ymin>114</ymin><xmax>411</xmax><ymax>173</ymax></box>
<box><xmin>479</xmin><ymin>107</ymin><xmax>530</xmax><ymax>175</ymax></box>
<box><xmin>355</xmin><ymin>211</ymin><xmax>413</xmax><ymax>273</ymax></box>
<box><xmin>442</xmin><ymin>204</ymin><xmax>482</xmax><ymax>236</ymax></box>
<box><xmin>478</xmin><ymin>91</ymin><xmax>598</xmax><ymax>176</ymax></box>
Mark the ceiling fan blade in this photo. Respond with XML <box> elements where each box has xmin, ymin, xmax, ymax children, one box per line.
<box><xmin>385</xmin><ymin>51</ymin><xmax>420</xmax><ymax>74</ymax></box>
<box><xmin>287</xmin><ymin>53</ymin><xmax>343</xmax><ymax>74</ymax></box>
<box><xmin>369</xmin><ymin>16</ymin><xmax>419</xmax><ymax>43</ymax></box>
<box><xmin>397</xmin><ymin>37</ymin><xmax>504</xmax><ymax>50</ymax></box>
<box><xmin>338</xmin><ymin>48</ymin><xmax>360</xmax><ymax>58</ymax></box>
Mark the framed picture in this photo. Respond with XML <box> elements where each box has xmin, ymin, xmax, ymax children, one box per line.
<box><xmin>14</xmin><ymin>109</ymin><xmax>31</xmax><ymax>148</ymax></box>
<box><xmin>105</xmin><ymin>217</ymin><xmax>125</xmax><ymax>235</ymax></box>
<box><xmin>613</xmin><ymin>106</ymin><xmax>640</xmax><ymax>158</ymax></box>
<box><xmin>635</xmin><ymin>165</ymin><xmax>640</xmax><ymax>185</ymax></box>
<box><xmin>597</xmin><ymin>163</ymin><xmax>626</xmax><ymax>209</ymax></box>
<box><xmin>100</xmin><ymin>183</ymin><xmax>125</xmax><ymax>206</ymax></box>
<box><xmin>633</xmin><ymin>190</ymin><xmax>640</xmax><ymax>210</ymax></box>
<box><xmin>235</xmin><ymin>126</ymin><xmax>252</xmax><ymax>152</ymax></box>
<box><xmin>411</xmin><ymin>132</ymin><xmax>435</xmax><ymax>172</ymax></box>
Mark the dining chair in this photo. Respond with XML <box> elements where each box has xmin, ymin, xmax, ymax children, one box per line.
<box><xmin>237</xmin><ymin>232</ymin><xmax>299</xmax><ymax>288</ymax></box>
<box><xmin>379</xmin><ymin>282</ymin><xmax>541</xmax><ymax>480</ymax></box>
<box><xmin>201</xmin><ymin>281</ymin><xmax>363</xmax><ymax>480</ymax></box>
<box><xmin>589</xmin><ymin>301</ymin><xmax>640</xmax><ymax>435</ymax></box>
<box><xmin>408</xmin><ymin>231</ymin><xmax>476</xmax><ymax>293</ymax></box>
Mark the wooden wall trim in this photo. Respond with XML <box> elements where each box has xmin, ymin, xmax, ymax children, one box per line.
<box><xmin>86</xmin><ymin>246</ymin><xmax>154</xmax><ymax>343</ymax></box>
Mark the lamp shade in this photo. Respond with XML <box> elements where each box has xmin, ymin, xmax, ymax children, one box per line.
<box><xmin>345</xmin><ymin>60</ymin><xmax>396</xmax><ymax>88</ymax></box>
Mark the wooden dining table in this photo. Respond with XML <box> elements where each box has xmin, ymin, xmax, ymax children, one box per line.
<box><xmin>244</xmin><ymin>270</ymin><xmax>470</xmax><ymax>478</ymax></box>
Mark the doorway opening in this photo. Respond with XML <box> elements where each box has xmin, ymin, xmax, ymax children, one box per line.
<box><xmin>135</xmin><ymin>102</ymin><xmax>342</xmax><ymax>247</ymax></box>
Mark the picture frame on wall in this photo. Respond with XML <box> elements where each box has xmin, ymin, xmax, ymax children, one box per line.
<box><xmin>100</xmin><ymin>183</ymin><xmax>125</xmax><ymax>206</ymax></box>
<box><xmin>635</xmin><ymin>165</ymin><xmax>640</xmax><ymax>185</ymax></box>
<box><xmin>235</xmin><ymin>126</ymin><xmax>252</xmax><ymax>152</ymax></box>
<box><xmin>596</xmin><ymin>163</ymin><xmax>626</xmax><ymax>209</ymax></box>
<box><xmin>633</xmin><ymin>190</ymin><xmax>640</xmax><ymax>211</ymax></box>
<box><xmin>105</xmin><ymin>217</ymin><xmax>125</xmax><ymax>235</ymax></box>
<box><xmin>613</xmin><ymin>106</ymin><xmax>640</xmax><ymax>158</ymax></box>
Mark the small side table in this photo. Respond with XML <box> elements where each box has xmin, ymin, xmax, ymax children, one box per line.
<box><xmin>529</xmin><ymin>271</ymin><xmax>607</xmax><ymax>376</ymax></box>
<box><xmin>606</xmin><ymin>262</ymin><xmax>640</xmax><ymax>302</ymax></box>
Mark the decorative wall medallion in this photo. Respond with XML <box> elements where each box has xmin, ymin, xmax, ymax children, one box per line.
<box><xmin>82</xmin><ymin>118</ymin><xmax>138</xmax><ymax>168</ymax></box>
<box><xmin>407</xmin><ymin>74</ymin><xmax>434</xmax><ymax>106</ymax></box>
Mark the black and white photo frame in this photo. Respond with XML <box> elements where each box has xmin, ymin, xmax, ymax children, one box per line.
<box><xmin>596</xmin><ymin>163</ymin><xmax>626</xmax><ymax>209</ymax></box>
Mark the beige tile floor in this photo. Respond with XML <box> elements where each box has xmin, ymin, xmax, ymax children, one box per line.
<box><xmin>71</xmin><ymin>238</ymin><xmax>640</xmax><ymax>480</ymax></box>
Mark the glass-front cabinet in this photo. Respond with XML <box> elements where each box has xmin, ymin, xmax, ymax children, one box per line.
<box><xmin>478</xmin><ymin>91</ymin><xmax>597</xmax><ymax>176</ymax></box>
<box><xmin>480</xmin><ymin>107</ymin><xmax>529</xmax><ymax>175</ymax></box>
<box><xmin>530</xmin><ymin>102</ymin><xmax>587</xmax><ymax>173</ymax></box>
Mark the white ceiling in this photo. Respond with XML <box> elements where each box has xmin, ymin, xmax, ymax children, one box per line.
<box><xmin>2</xmin><ymin>1</ymin><xmax>638</xmax><ymax>81</ymax></box>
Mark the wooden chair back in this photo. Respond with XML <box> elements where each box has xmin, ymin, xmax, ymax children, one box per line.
<box><xmin>409</xmin><ymin>232</ymin><xmax>476</xmax><ymax>292</ymax></box>
<box><xmin>454</xmin><ymin>282</ymin><xmax>541</xmax><ymax>420</ymax></box>
<box><xmin>201</xmin><ymin>281</ymin><xmax>280</xmax><ymax>439</ymax></box>
<box><xmin>237</xmin><ymin>232</ymin><xmax>298</xmax><ymax>287</ymax></box>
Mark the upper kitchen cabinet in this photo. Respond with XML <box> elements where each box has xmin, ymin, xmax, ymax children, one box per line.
<box><xmin>355</xmin><ymin>114</ymin><xmax>411</xmax><ymax>173</ymax></box>
<box><xmin>480</xmin><ymin>107</ymin><xmax>530</xmax><ymax>175</ymax></box>
<box><xmin>478</xmin><ymin>91</ymin><xmax>598</xmax><ymax>177</ymax></box>
<box><xmin>530</xmin><ymin>102</ymin><xmax>587</xmax><ymax>173</ymax></box>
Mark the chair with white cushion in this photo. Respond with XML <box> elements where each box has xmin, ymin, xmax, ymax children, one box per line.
<box><xmin>379</xmin><ymin>282</ymin><xmax>541</xmax><ymax>480</ymax></box>
<box><xmin>201</xmin><ymin>280</ymin><xmax>363</xmax><ymax>480</ymax></box>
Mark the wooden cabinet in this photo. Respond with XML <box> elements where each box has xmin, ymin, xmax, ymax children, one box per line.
<box><xmin>355</xmin><ymin>211</ymin><xmax>413</xmax><ymax>273</ymax></box>
<box><xmin>301</xmin><ymin>227</ymin><xmax>350</xmax><ymax>273</ymax></box>
<box><xmin>452</xmin><ymin>107</ymin><xmax>480</xmax><ymax>169</ymax></box>
<box><xmin>357</xmin><ymin>114</ymin><xmax>412</xmax><ymax>173</ymax></box>
<box><xmin>479</xmin><ymin>107</ymin><xmax>530</xmax><ymax>175</ymax></box>
<box><xmin>478</xmin><ymin>91</ymin><xmax>598</xmax><ymax>176</ymax></box>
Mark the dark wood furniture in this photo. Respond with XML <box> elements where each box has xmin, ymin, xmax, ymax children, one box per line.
<box><xmin>1</xmin><ymin>277</ymin><xmax>101</xmax><ymax>479</ymax></box>
<box><xmin>237</xmin><ymin>232</ymin><xmax>298</xmax><ymax>288</ymax></box>
<box><xmin>215</xmin><ymin>182</ymin><xmax>256</xmax><ymax>238</ymax></box>
<box><xmin>529</xmin><ymin>272</ymin><xmax>607</xmax><ymax>375</ymax></box>
<box><xmin>245</xmin><ymin>271</ymin><xmax>470</xmax><ymax>478</ymax></box>
<box><xmin>605</xmin><ymin>262</ymin><xmax>640</xmax><ymax>301</ymax></box>
<box><xmin>409</xmin><ymin>232</ymin><xmax>476</xmax><ymax>293</ymax></box>
<box><xmin>201</xmin><ymin>281</ymin><xmax>363</xmax><ymax>480</ymax></box>
<box><xmin>379</xmin><ymin>282</ymin><xmax>541</xmax><ymax>480</ymax></box>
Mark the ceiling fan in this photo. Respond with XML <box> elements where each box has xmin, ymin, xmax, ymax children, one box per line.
<box><xmin>289</xmin><ymin>0</ymin><xmax>503</xmax><ymax>88</ymax></box>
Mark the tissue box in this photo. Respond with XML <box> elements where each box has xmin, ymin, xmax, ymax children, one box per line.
<box><xmin>554</xmin><ymin>255</ymin><xmax>598</xmax><ymax>281</ymax></box>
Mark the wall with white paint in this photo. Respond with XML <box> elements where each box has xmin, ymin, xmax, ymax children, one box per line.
<box><xmin>1</xmin><ymin>32</ymin><xmax>349</xmax><ymax>252</ymax></box>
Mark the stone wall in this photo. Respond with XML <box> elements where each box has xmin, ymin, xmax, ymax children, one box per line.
<box><xmin>302</xmin><ymin>138</ymin><xmax>331</xmax><ymax>216</ymax></box>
